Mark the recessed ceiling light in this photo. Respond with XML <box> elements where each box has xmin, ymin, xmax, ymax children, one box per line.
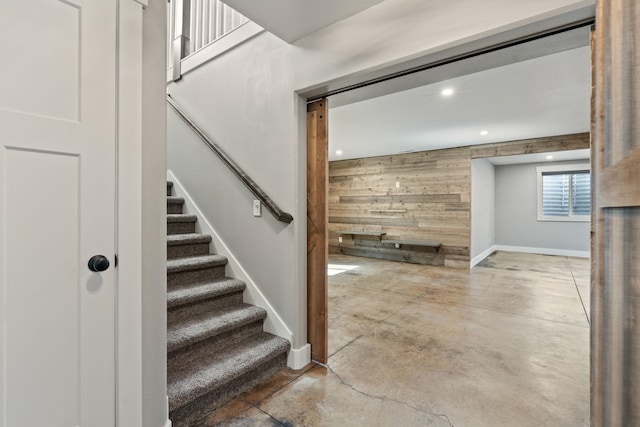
<box><xmin>336</xmin><ymin>150</ymin><xmax>343</xmax><ymax>155</ymax></box>
<box><xmin>441</xmin><ymin>88</ymin><xmax>454</xmax><ymax>97</ymax></box>
<box><xmin>480</xmin><ymin>130</ymin><xmax>489</xmax><ymax>136</ymax></box>
<box><xmin>546</xmin><ymin>155</ymin><xmax>553</xmax><ymax>160</ymax></box>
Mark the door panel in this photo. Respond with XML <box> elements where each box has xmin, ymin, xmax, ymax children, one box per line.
<box><xmin>591</xmin><ymin>0</ymin><xmax>640</xmax><ymax>425</ymax></box>
<box><xmin>4</xmin><ymin>149</ymin><xmax>81</xmax><ymax>426</ymax></box>
<box><xmin>0</xmin><ymin>0</ymin><xmax>116</xmax><ymax>425</ymax></box>
<box><xmin>307</xmin><ymin>99</ymin><xmax>328</xmax><ymax>363</ymax></box>
<box><xmin>0</xmin><ymin>0</ymin><xmax>80</xmax><ymax>121</ymax></box>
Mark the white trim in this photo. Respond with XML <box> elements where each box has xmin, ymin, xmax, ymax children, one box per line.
<box><xmin>166</xmin><ymin>21</ymin><xmax>264</xmax><ymax>83</ymax></box>
<box><xmin>294</xmin><ymin>94</ymin><xmax>308</xmax><ymax>352</ymax></box>
<box><xmin>167</xmin><ymin>171</ymin><xmax>295</xmax><ymax>348</ymax></box>
<box><xmin>470</xmin><ymin>245</ymin><xmax>496</xmax><ymax>268</ymax></box>
<box><xmin>493</xmin><ymin>245</ymin><xmax>590</xmax><ymax>258</ymax></box>
<box><xmin>536</xmin><ymin>216</ymin><xmax>591</xmax><ymax>223</ymax></box>
<box><xmin>162</xmin><ymin>395</ymin><xmax>171</xmax><ymax>427</ymax></box>
<box><xmin>117</xmin><ymin>1</ymin><xmax>144</xmax><ymax>425</ymax></box>
<box><xmin>287</xmin><ymin>344</ymin><xmax>311</xmax><ymax>370</ymax></box>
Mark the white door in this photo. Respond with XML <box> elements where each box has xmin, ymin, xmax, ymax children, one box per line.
<box><xmin>0</xmin><ymin>0</ymin><xmax>117</xmax><ymax>425</ymax></box>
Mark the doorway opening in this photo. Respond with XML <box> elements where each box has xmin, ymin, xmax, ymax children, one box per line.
<box><xmin>306</xmin><ymin>19</ymin><xmax>593</xmax><ymax>425</ymax></box>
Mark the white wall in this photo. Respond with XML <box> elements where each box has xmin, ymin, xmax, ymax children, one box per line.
<box><xmin>166</xmin><ymin>0</ymin><xmax>595</xmax><ymax>352</ymax></box>
<box><xmin>166</xmin><ymin>108</ymin><xmax>295</xmax><ymax>334</ymax></box>
<box><xmin>141</xmin><ymin>0</ymin><xmax>169</xmax><ymax>426</ymax></box>
<box><xmin>495</xmin><ymin>161</ymin><xmax>590</xmax><ymax>254</ymax></box>
<box><xmin>471</xmin><ymin>159</ymin><xmax>496</xmax><ymax>265</ymax></box>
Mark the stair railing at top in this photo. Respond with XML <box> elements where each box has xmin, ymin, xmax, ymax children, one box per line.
<box><xmin>169</xmin><ymin>0</ymin><xmax>249</xmax><ymax>81</ymax></box>
<box><xmin>167</xmin><ymin>95</ymin><xmax>294</xmax><ymax>224</ymax></box>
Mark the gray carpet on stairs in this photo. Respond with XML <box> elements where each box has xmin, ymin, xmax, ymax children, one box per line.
<box><xmin>165</xmin><ymin>181</ymin><xmax>290</xmax><ymax>427</ymax></box>
<box><xmin>167</xmin><ymin>304</ymin><xmax>266</xmax><ymax>353</ymax></box>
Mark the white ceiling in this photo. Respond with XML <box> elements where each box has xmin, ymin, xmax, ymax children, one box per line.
<box><xmin>222</xmin><ymin>0</ymin><xmax>385</xmax><ymax>43</ymax></box>
<box><xmin>328</xmin><ymin>45</ymin><xmax>591</xmax><ymax>162</ymax></box>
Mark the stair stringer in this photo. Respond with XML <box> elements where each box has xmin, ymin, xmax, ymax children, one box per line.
<box><xmin>166</xmin><ymin>170</ymin><xmax>302</xmax><ymax>366</ymax></box>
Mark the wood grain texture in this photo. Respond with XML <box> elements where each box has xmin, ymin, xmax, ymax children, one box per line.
<box><xmin>339</xmin><ymin>231</ymin><xmax>386</xmax><ymax>238</ymax></box>
<box><xmin>329</xmin><ymin>146</ymin><xmax>471</xmax><ymax>266</ymax></box>
<box><xmin>470</xmin><ymin>132</ymin><xmax>590</xmax><ymax>158</ymax></box>
<box><xmin>592</xmin><ymin>1</ymin><xmax>640</xmax><ymax>425</ymax></box>
<box><xmin>307</xmin><ymin>99</ymin><xmax>328</xmax><ymax>364</ymax></box>
<box><xmin>599</xmin><ymin>149</ymin><xmax>640</xmax><ymax>207</ymax></box>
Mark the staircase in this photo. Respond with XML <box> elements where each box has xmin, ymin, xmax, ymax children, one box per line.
<box><xmin>166</xmin><ymin>181</ymin><xmax>290</xmax><ymax>426</ymax></box>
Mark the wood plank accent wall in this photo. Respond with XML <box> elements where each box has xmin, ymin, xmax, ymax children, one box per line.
<box><xmin>328</xmin><ymin>132</ymin><xmax>590</xmax><ymax>268</ymax></box>
<box><xmin>329</xmin><ymin>146</ymin><xmax>472</xmax><ymax>268</ymax></box>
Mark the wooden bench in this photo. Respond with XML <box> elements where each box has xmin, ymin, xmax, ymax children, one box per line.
<box><xmin>382</xmin><ymin>239</ymin><xmax>442</xmax><ymax>252</ymax></box>
<box><xmin>339</xmin><ymin>231</ymin><xmax>387</xmax><ymax>241</ymax></box>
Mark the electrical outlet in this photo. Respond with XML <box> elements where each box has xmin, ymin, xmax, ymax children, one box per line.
<box><xmin>396</xmin><ymin>181</ymin><xmax>400</xmax><ymax>188</ymax></box>
<box><xmin>338</xmin><ymin>236</ymin><xmax>343</xmax><ymax>243</ymax></box>
<box><xmin>253</xmin><ymin>200</ymin><xmax>261</xmax><ymax>217</ymax></box>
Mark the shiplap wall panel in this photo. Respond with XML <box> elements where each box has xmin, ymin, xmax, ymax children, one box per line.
<box><xmin>329</xmin><ymin>146</ymin><xmax>471</xmax><ymax>267</ymax></box>
<box><xmin>329</xmin><ymin>133</ymin><xmax>590</xmax><ymax>268</ymax></box>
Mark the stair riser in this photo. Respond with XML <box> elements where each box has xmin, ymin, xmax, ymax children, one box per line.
<box><xmin>167</xmin><ymin>243</ymin><xmax>211</xmax><ymax>259</ymax></box>
<box><xmin>168</xmin><ymin>291</ymin><xmax>243</xmax><ymax>324</ymax></box>
<box><xmin>168</xmin><ymin>320</ymin><xmax>264</xmax><ymax>359</ymax></box>
<box><xmin>167</xmin><ymin>222</ymin><xmax>196</xmax><ymax>235</ymax></box>
<box><xmin>167</xmin><ymin>202</ymin><xmax>184</xmax><ymax>215</ymax></box>
<box><xmin>169</xmin><ymin>353</ymin><xmax>288</xmax><ymax>427</ymax></box>
<box><xmin>165</xmin><ymin>182</ymin><xmax>289</xmax><ymax>425</ymax></box>
<box><xmin>167</xmin><ymin>265</ymin><xmax>226</xmax><ymax>288</ymax></box>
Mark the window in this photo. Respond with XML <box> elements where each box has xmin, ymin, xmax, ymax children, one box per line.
<box><xmin>537</xmin><ymin>164</ymin><xmax>590</xmax><ymax>221</ymax></box>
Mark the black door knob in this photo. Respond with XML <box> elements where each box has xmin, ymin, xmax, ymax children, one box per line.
<box><xmin>88</xmin><ymin>255</ymin><xmax>110</xmax><ymax>272</ymax></box>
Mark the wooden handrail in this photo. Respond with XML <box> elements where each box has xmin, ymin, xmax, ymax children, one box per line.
<box><xmin>167</xmin><ymin>95</ymin><xmax>293</xmax><ymax>224</ymax></box>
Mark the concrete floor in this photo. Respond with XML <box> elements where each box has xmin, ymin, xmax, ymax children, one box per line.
<box><xmin>201</xmin><ymin>251</ymin><xmax>590</xmax><ymax>426</ymax></box>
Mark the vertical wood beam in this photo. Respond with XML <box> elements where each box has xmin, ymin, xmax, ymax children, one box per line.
<box><xmin>592</xmin><ymin>1</ymin><xmax>640</xmax><ymax>425</ymax></box>
<box><xmin>307</xmin><ymin>99</ymin><xmax>328</xmax><ymax>363</ymax></box>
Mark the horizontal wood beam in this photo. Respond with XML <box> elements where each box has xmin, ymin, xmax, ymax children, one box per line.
<box><xmin>470</xmin><ymin>132</ymin><xmax>590</xmax><ymax>159</ymax></box>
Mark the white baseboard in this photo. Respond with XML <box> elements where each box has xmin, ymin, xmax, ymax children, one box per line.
<box><xmin>287</xmin><ymin>344</ymin><xmax>311</xmax><ymax>370</ymax></box>
<box><xmin>167</xmin><ymin>171</ymin><xmax>294</xmax><ymax>351</ymax></box>
<box><xmin>470</xmin><ymin>245</ymin><xmax>496</xmax><ymax>268</ymax></box>
<box><xmin>164</xmin><ymin>394</ymin><xmax>171</xmax><ymax>427</ymax></box>
<box><xmin>493</xmin><ymin>245</ymin><xmax>590</xmax><ymax>258</ymax></box>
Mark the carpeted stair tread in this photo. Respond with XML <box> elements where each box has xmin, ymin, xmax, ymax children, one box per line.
<box><xmin>165</xmin><ymin>181</ymin><xmax>289</xmax><ymax>422</ymax></box>
<box><xmin>168</xmin><ymin>333</ymin><xmax>290</xmax><ymax>411</ymax></box>
<box><xmin>167</xmin><ymin>254</ymin><xmax>227</xmax><ymax>273</ymax></box>
<box><xmin>167</xmin><ymin>233</ymin><xmax>212</xmax><ymax>246</ymax></box>
<box><xmin>167</xmin><ymin>196</ymin><xmax>185</xmax><ymax>204</ymax></box>
<box><xmin>167</xmin><ymin>304</ymin><xmax>266</xmax><ymax>353</ymax></box>
<box><xmin>167</xmin><ymin>277</ymin><xmax>245</xmax><ymax>308</ymax></box>
<box><xmin>167</xmin><ymin>214</ymin><xmax>197</xmax><ymax>223</ymax></box>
